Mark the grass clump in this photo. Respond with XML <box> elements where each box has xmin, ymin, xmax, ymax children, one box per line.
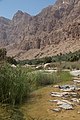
<box><xmin>0</xmin><ymin>64</ymin><xmax>30</xmax><ymax>106</ymax></box>
<box><xmin>27</xmin><ymin>70</ymin><xmax>72</xmax><ymax>88</ymax></box>
<box><xmin>57</xmin><ymin>71</ymin><xmax>72</xmax><ymax>82</ymax></box>
<box><xmin>34</xmin><ymin>71</ymin><xmax>58</xmax><ymax>86</ymax></box>
<box><xmin>27</xmin><ymin>71</ymin><xmax>59</xmax><ymax>88</ymax></box>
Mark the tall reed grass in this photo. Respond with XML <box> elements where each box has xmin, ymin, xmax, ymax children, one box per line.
<box><xmin>0</xmin><ymin>64</ymin><xmax>30</xmax><ymax>106</ymax></box>
<box><xmin>27</xmin><ymin>71</ymin><xmax>59</xmax><ymax>88</ymax></box>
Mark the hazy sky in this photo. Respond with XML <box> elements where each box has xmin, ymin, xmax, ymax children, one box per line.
<box><xmin>0</xmin><ymin>0</ymin><xmax>56</xmax><ymax>19</ymax></box>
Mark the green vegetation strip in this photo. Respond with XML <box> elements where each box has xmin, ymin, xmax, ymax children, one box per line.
<box><xmin>18</xmin><ymin>50</ymin><xmax>80</xmax><ymax>65</ymax></box>
<box><xmin>0</xmin><ymin>63</ymin><xmax>72</xmax><ymax>106</ymax></box>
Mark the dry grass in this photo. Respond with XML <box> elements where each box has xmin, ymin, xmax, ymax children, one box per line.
<box><xmin>0</xmin><ymin>105</ymin><xmax>10</xmax><ymax>120</ymax></box>
<box><xmin>0</xmin><ymin>104</ymin><xmax>25</xmax><ymax>120</ymax></box>
<box><xmin>21</xmin><ymin>82</ymin><xmax>80</xmax><ymax>120</ymax></box>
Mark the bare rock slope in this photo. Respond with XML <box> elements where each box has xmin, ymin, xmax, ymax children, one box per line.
<box><xmin>0</xmin><ymin>0</ymin><xmax>80</xmax><ymax>60</ymax></box>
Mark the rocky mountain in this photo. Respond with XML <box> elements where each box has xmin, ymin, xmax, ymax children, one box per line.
<box><xmin>0</xmin><ymin>0</ymin><xmax>80</xmax><ymax>60</ymax></box>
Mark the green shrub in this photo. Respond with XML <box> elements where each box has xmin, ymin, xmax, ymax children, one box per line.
<box><xmin>35</xmin><ymin>72</ymin><xmax>52</xmax><ymax>86</ymax></box>
<box><xmin>27</xmin><ymin>71</ymin><xmax>59</xmax><ymax>87</ymax></box>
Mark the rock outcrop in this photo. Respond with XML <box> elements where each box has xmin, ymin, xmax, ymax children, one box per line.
<box><xmin>0</xmin><ymin>0</ymin><xmax>80</xmax><ymax>60</ymax></box>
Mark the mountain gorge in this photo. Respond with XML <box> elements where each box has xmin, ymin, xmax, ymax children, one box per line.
<box><xmin>0</xmin><ymin>0</ymin><xmax>80</xmax><ymax>60</ymax></box>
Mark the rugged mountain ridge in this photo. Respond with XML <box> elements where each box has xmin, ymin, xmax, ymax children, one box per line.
<box><xmin>0</xmin><ymin>0</ymin><xmax>80</xmax><ymax>60</ymax></box>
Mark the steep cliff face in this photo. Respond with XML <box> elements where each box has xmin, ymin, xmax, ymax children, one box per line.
<box><xmin>0</xmin><ymin>0</ymin><xmax>80</xmax><ymax>60</ymax></box>
<box><xmin>0</xmin><ymin>17</ymin><xmax>10</xmax><ymax>47</ymax></box>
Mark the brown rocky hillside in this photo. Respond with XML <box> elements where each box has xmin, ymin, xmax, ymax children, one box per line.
<box><xmin>0</xmin><ymin>0</ymin><xmax>80</xmax><ymax>60</ymax></box>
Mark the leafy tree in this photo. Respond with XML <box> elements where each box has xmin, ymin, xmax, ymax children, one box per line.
<box><xmin>6</xmin><ymin>56</ymin><xmax>17</xmax><ymax>65</ymax></box>
<box><xmin>0</xmin><ymin>48</ymin><xmax>7</xmax><ymax>60</ymax></box>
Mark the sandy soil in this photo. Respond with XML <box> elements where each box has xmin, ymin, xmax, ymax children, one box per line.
<box><xmin>21</xmin><ymin>82</ymin><xmax>80</xmax><ymax>120</ymax></box>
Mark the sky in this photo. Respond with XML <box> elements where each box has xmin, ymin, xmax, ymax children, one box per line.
<box><xmin>0</xmin><ymin>0</ymin><xmax>56</xmax><ymax>19</ymax></box>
